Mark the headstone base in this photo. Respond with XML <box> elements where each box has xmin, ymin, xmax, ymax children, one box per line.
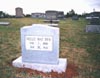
<box><xmin>0</xmin><ymin>22</ymin><xmax>10</xmax><ymax>26</ymax></box>
<box><xmin>86</xmin><ymin>25</ymin><xmax>100</xmax><ymax>33</ymax></box>
<box><xmin>12</xmin><ymin>56</ymin><xmax>67</xmax><ymax>73</ymax></box>
<box><xmin>43</xmin><ymin>20</ymin><xmax>60</xmax><ymax>23</ymax></box>
<box><xmin>45</xmin><ymin>24</ymin><xmax>58</xmax><ymax>27</ymax></box>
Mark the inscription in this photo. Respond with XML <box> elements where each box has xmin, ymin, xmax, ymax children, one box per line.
<box><xmin>25</xmin><ymin>36</ymin><xmax>53</xmax><ymax>51</ymax></box>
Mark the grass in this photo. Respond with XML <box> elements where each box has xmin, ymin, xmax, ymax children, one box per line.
<box><xmin>0</xmin><ymin>17</ymin><xmax>100</xmax><ymax>78</ymax></box>
<box><xmin>60</xmin><ymin>18</ymin><xmax>100</xmax><ymax>78</ymax></box>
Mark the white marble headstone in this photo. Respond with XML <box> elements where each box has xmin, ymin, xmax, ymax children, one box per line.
<box><xmin>21</xmin><ymin>24</ymin><xmax>59</xmax><ymax>64</ymax></box>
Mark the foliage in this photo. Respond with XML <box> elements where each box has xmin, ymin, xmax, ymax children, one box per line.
<box><xmin>25</xmin><ymin>14</ymin><xmax>31</xmax><ymax>17</ymax></box>
<box><xmin>65</xmin><ymin>9</ymin><xmax>76</xmax><ymax>17</ymax></box>
<box><xmin>0</xmin><ymin>11</ymin><xmax>15</xmax><ymax>18</ymax></box>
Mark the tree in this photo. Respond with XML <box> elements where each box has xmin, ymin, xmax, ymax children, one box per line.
<box><xmin>69</xmin><ymin>9</ymin><xmax>75</xmax><ymax>16</ymax></box>
<box><xmin>25</xmin><ymin>14</ymin><xmax>31</xmax><ymax>17</ymax></box>
<box><xmin>0</xmin><ymin>11</ymin><xmax>4</xmax><ymax>18</ymax></box>
<box><xmin>65</xmin><ymin>9</ymin><xmax>76</xmax><ymax>18</ymax></box>
<box><xmin>0</xmin><ymin>11</ymin><xmax>12</xmax><ymax>18</ymax></box>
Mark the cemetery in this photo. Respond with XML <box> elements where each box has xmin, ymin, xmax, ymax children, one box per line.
<box><xmin>0</xmin><ymin>17</ymin><xmax>100</xmax><ymax>78</ymax></box>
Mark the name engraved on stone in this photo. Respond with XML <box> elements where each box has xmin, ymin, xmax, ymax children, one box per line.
<box><xmin>25</xmin><ymin>36</ymin><xmax>53</xmax><ymax>51</ymax></box>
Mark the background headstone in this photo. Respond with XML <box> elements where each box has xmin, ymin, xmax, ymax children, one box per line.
<box><xmin>86</xmin><ymin>17</ymin><xmax>100</xmax><ymax>33</ymax></box>
<box><xmin>0</xmin><ymin>22</ymin><xmax>10</xmax><ymax>26</ymax></box>
<box><xmin>15</xmin><ymin>7</ymin><xmax>24</xmax><ymax>18</ymax></box>
<box><xmin>72</xmin><ymin>15</ymin><xmax>79</xmax><ymax>20</ymax></box>
<box><xmin>89</xmin><ymin>18</ymin><xmax>100</xmax><ymax>25</ymax></box>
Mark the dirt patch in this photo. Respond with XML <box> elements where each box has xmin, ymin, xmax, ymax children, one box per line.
<box><xmin>66</xmin><ymin>62</ymin><xmax>78</xmax><ymax>78</ymax></box>
<box><xmin>16</xmin><ymin>62</ymin><xmax>78</xmax><ymax>78</ymax></box>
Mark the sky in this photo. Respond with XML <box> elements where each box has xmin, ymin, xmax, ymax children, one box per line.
<box><xmin>0</xmin><ymin>0</ymin><xmax>100</xmax><ymax>15</ymax></box>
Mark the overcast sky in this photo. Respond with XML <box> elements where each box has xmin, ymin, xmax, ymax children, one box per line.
<box><xmin>0</xmin><ymin>0</ymin><xmax>100</xmax><ymax>15</ymax></box>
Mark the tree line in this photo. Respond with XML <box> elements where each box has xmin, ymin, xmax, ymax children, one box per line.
<box><xmin>0</xmin><ymin>11</ymin><xmax>15</xmax><ymax>18</ymax></box>
<box><xmin>0</xmin><ymin>9</ymin><xmax>88</xmax><ymax>18</ymax></box>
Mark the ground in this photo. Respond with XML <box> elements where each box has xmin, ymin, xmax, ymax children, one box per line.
<box><xmin>16</xmin><ymin>62</ymin><xmax>78</xmax><ymax>78</ymax></box>
<box><xmin>0</xmin><ymin>18</ymin><xmax>100</xmax><ymax>78</ymax></box>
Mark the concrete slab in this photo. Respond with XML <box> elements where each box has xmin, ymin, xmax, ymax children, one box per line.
<box><xmin>0</xmin><ymin>22</ymin><xmax>10</xmax><ymax>25</ymax></box>
<box><xmin>40</xmin><ymin>24</ymin><xmax>58</xmax><ymax>27</ymax></box>
<box><xmin>86</xmin><ymin>25</ymin><xmax>100</xmax><ymax>33</ymax></box>
<box><xmin>12</xmin><ymin>56</ymin><xmax>67</xmax><ymax>73</ymax></box>
<box><xmin>43</xmin><ymin>20</ymin><xmax>60</xmax><ymax>23</ymax></box>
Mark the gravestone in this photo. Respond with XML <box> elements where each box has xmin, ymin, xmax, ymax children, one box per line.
<box><xmin>0</xmin><ymin>22</ymin><xmax>10</xmax><ymax>26</ymax></box>
<box><xmin>72</xmin><ymin>15</ymin><xmax>79</xmax><ymax>20</ymax></box>
<box><xmin>21</xmin><ymin>24</ymin><xmax>59</xmax><ymax>64</ymax></box>
<box><xmin>15</xmin><ymin>7</ymin><xmax>24</xmax><ymax>18</ymax></box>
<box><xmin>44</xmin><ymin>10</ymin><xmax>60</xmax><ymax>24</ymax></box>
<box><xmin>86</xmin><ymin>17</ymin><xmax>100</xmax><ymax>33</ymax></box>
<box><xmin>89</xmin><ymin>18</ymin><xmax>100</xmax><ymax>25</ymax></box>
<box><xmin>42</xmin><ymin>24</ymin><xmax>59</xmax><ymax>27</ymax></box>
<box><xmin>12</xmin><ymin>24</ymin><xmax>67</xmax><ymax>73</ymax></box>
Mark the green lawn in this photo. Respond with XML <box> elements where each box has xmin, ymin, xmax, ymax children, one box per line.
<box><xmin>0</xmin><ymin>18</ymin><xmax>100</xmax><ymax>78</ymax></box>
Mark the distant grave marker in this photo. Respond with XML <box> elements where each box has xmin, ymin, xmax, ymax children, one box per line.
<box><xmin>86</xmin><ymin>17</ymin><xmax>100</xmax><ymax>33</ymax></box>
<box><xmin>0</xmin><ymin>22</ymin><xmax>10</xmax><ymax>26</ymax></box>
<box><xmin>43</xmin><ymin>10</ymin><xmax>60</xmax><ymax>24</ymax></box>
<box><xmin>89</xmin><ymin>18</ymin><xmax>100</xmax><ymax>25</ymax></box>
<box><xmin>72</xmin><ymin>15</ymin><xmax>79</xmax><ymax>20</ymax></box>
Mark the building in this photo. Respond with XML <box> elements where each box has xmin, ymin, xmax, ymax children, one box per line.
<box><xmin>31</xmin><ymin>13</ymin><xmax>45</xmax><ymax>18</ymax></box>
<box><xmin>15</xmin><ymin>7</ymin><xmax>24</xmax><ymax>18</ymax></box>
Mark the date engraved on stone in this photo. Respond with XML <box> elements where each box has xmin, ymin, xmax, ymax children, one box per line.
<box><xmin>25</xmin><ymin>36</ymin><xmax>53</xmax><ymax>51</ymax></box>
